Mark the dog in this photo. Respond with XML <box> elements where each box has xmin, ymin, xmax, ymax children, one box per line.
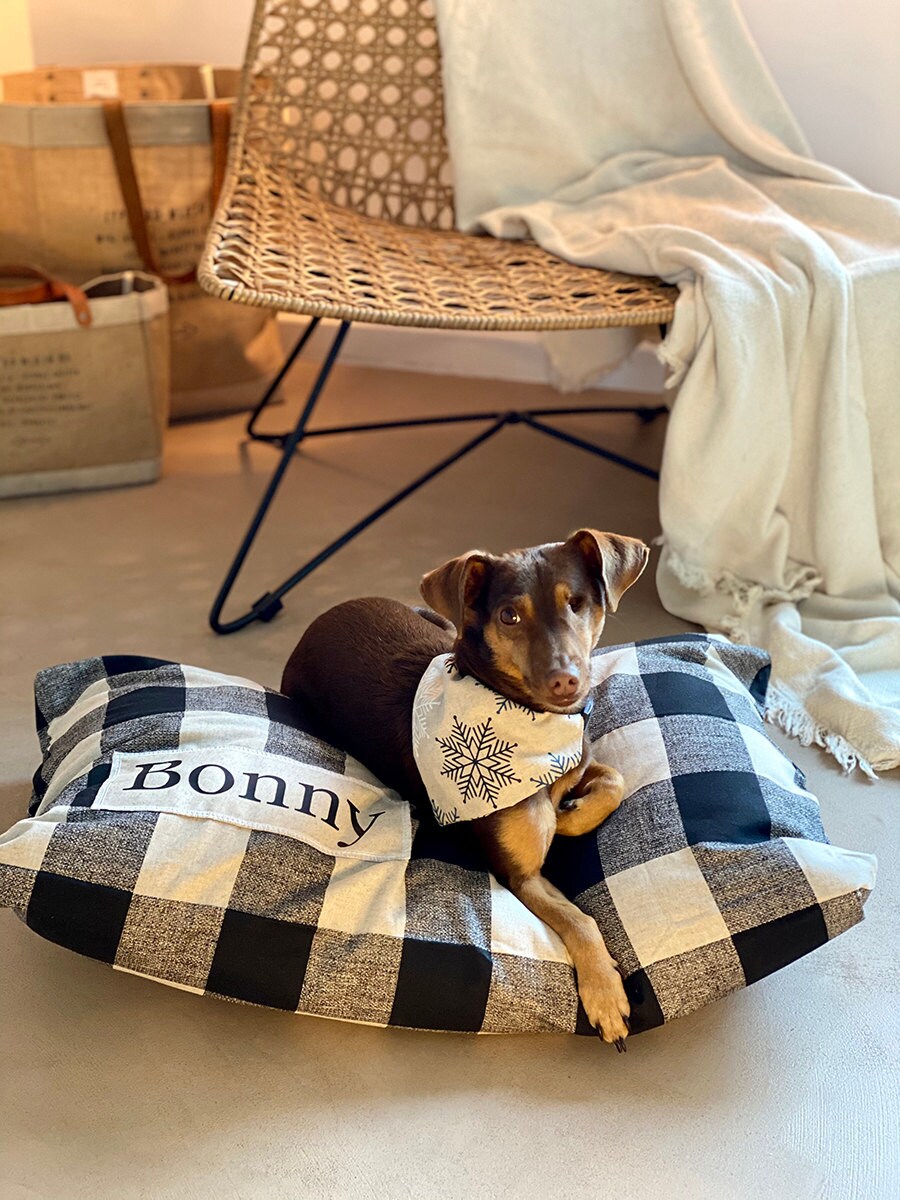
<box><xmin>281</xmin><ymin>529</ymin><xmax>649</xmax><ymax>1048</ymax></box>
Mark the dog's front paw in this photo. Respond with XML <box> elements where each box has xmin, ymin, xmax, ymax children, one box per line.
<box><xmin>579</xmin><ymin>963</ymin><xmax>631</xmax><ymax>1050</ymax></box>
<box><xmin>558</xmin><ymin>764</ymin><xmax>625</xmax><ymax>823</ymax></box>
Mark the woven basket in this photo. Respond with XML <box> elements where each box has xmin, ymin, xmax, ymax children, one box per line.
<box><xmin>0</xmin><ymin>268</ymin><xmax>169</xmax><ymax>497</ymax></box>
<box><xmin>0</xmin><ymin>65</ymin><xmax>283</xmax><ymax>417</ymax></box>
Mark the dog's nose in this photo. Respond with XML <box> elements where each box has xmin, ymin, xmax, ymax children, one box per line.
<box><xmin>548</xmin><ymin>670</ymin><xmax>580</xmax><ymax>701</ymax></box>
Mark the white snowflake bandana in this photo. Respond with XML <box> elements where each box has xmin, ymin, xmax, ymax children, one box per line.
<box><xmin>412</xmin><ymin>653</ymin><xmax>590</xmax><ymax>826</ymax></box>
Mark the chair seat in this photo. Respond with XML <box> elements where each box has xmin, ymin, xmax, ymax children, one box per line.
<box><xmin>200</xmin><ymin>145</ymin><xmax>677</xmax><ymax>332</ymax></box>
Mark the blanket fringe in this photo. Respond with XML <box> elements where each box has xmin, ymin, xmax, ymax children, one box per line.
<box><xmin>764</xmin><ymin>685</ymin><xmax>878</xmax><ymax>780</ymax></box>
<box><xmin>664</xmin><ymin>546</ymin><xmax>820</xmax><ymax>638</ymax></box>
<box><xmin>663</xmin><ymin>545</ymin><xmax>879</xmax><ymax>779</ymax></box>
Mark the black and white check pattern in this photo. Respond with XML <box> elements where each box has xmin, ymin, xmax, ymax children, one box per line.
<box><xmin>0</xmin><ymin>638</ymin><xmax>876</xmax><ymax>1036</ymax></box>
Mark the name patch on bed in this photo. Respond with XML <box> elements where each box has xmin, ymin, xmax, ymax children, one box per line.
<box><xmin>93</xmin><ymin>748</ymin><xmax>411</xmax><ymax>861</ymax></box>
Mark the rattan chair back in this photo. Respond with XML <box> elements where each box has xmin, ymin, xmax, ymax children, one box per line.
<box><xmin>246</xmin><ymin>0</ymin><xmax>454</xmax><ymax>230</ymax></box>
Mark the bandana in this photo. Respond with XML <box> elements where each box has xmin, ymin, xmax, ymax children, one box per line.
<box><xmin>412</xmin><ymin>653</ymin><xmax>589</xmax><ymax>826</ymax></box>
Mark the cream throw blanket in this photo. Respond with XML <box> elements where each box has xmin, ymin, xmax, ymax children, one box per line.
<box><xmin>433</xmin><ymin>0</ymin><xmax>900</xmax><ymax>776</ymax></box>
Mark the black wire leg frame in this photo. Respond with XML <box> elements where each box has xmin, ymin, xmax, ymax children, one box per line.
<box><xmin>209</xmin><ymin>318</ymin><xmax>667</xmax><ymax>634</ymax></box>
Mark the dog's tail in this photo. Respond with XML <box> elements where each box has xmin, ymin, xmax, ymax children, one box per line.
<box><xmin>411</xmin><ymin>605</ymin><xmax>456</xmax><ymax>635</ymax></box>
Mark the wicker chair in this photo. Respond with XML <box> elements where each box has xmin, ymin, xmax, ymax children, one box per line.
<box><xmin>198</xmin><ymin>0</ymin><xmax>678</xmax><ymax>633</ymax></box>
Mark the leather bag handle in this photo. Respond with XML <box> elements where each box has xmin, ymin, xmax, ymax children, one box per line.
<box><xmin>0</xmin><ymin>263</ymin><xmax>92</xmax><ymax>327</ymax></box>
<box><xmin>209</xmin><ymin>99</ymin><xmax>232</xmax><ymax>214</ymax></box>
<box><xmin>101</xmin><ymin>97</ymin><xmax>232</xmax><ymax>286</ymax></box>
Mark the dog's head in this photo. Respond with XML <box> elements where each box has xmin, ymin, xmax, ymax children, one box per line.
<box><xmin>420</xmin><ymin>530</ymin><xmax>649</xmax><ymax>712</ymax></box>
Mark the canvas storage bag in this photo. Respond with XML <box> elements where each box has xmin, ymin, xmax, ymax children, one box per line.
<box><xmin>0</xmin><ymin>65</ymin><xmax>282</xmax><ymax>419</ymax></box>
<box><xmin>0</xmin><ymin>266</ymin><xmax>169</xmax><ymax>498</ymax></box>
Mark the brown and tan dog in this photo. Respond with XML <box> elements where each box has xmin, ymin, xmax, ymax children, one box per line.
<box><xmin>281</xmin><ymin>529</ymin><xmax>649</xmax><ymax>1048</ymax></box>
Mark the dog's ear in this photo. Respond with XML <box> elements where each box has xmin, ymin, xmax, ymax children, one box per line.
<box><xmin>420</xmin><ymin>552</ymin><xmax>491</xmax><ymax>628</ymax></box>
<box><xmin>565</xmin><ymin>529</ymin><xmax>649</xmax><ymax>612</ymax></box>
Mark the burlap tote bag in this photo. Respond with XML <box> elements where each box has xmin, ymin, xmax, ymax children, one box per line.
<box><xmin>0</xmin><ymin>265</ymin><xmax>169</xmax><ymax>497</ymax></box>
<box><xmin>0</xmin><ymin>65</ymin><xmax>282</xmax><ymax>418</ymax></box>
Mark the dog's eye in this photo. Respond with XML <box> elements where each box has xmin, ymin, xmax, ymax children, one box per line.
<box><xmin>569</xmin><ymin>594</ymin><xmax>586</xmax><ymax>613</ymax></box>
<box><xmin>498</xmin><ymin>606</ymin><xmax>521</xmax><ymax>626</ymax></box>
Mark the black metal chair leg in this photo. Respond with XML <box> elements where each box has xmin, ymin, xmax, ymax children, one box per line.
<box><xmin>246</xmin><ymin>316</ymin><xmax>322</xmax><ymax>444</ymax></box>
<box><xmin>209</xmin><ymin>319</ymin><xmax>668</xmax><ymax>633</ymax></box>
<box><xmin>525</xmin><ymin>404</ymin><xmax>666</xmax><ymax>420</ymax></box>
<box><xmin>211</xmin><ymin>408</ymin><xmax>511</xmax><ymax>634</ymax></box>
<box><xmin>244</xmin><ymin>414</ymin><xmax>511</xmax><ymax>619</ymax></box>
<box><xmin>520</xmin><ymin>413</ymin><xmax>660</xmax><ymax>481</ymax></box>
<box><xmin>209</xmin><ymin>320</ymin><xmax>351</xmax><ymax>634</ymax></box>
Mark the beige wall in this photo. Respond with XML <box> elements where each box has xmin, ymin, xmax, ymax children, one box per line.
<box><xmin>742</xmin><ymin>0</ymin><xmax>899</xmax><ymax>196</ymax></box>
<box><xmin>0</xmin><ymin>0</ymin><xmax>33</xmax><ymax>73</ymax></box>
<box><xmin>20</xmin><ymin>0</ymin><xmax>899</xmax><ymax>197</ymax></box>
<box><xmin>26</xmin><ymin>0</ymin><xmax>254</xmax><ymax>71</ymax></box>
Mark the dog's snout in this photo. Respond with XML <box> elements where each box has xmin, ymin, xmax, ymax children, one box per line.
<box><xmin>548</xmin><ymin>669</ymin><xmax>580</xmax><ymax>701</ymax></box>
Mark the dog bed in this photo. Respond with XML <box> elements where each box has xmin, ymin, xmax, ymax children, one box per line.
<box><xmin>0</xmin><ymin>637</ymin><xmax>876</xmax><ymax>1036</ymax></box>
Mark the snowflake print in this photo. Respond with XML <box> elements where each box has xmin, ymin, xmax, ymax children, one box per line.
<box><xmin>530</xmin><ymin>751</ymin><xmax>583</xmax><ymax>790</ymax></box>
<box><xmin>437</xmin><ymin>716</ymin><xmax>521</xmax><ymax>807</ymax></box>
<box><xmin>413</xmin><ymin>667</ymin><xmax>448</xmax><ymax>755</ymax></box>
<box><xmin>495</xmin><ymin>694</ymin><xmax>537</xmax><ymax>721</ymax></box>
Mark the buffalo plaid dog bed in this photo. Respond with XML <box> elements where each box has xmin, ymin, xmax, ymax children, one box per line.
<box><xmin>0</xmin><ymin>636</ymin><xmax>876</xmax><ymax>1036</ymax></box>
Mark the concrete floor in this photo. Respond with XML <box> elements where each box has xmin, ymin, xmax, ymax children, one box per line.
<box><xmin>1</xmin><ymin>363</ymin><xmax>898</xmax><ymax>1200</ymax></box>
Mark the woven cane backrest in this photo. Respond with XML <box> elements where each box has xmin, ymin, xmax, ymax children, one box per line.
<box><xmin>244</xmin><ymin>0</ymin><xmax>454</xmax><ymax>229</ymax></box>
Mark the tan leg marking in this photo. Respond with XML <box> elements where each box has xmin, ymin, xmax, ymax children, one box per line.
<box><xmin>482</xmin><ymin>792</ymin><xmax>630</xmax><ymax>1045</ymax></box>
<box><xmin>512</xmin><ymin>872</ymin><xmax>630</xmax><ymax>1044</ymax></box>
